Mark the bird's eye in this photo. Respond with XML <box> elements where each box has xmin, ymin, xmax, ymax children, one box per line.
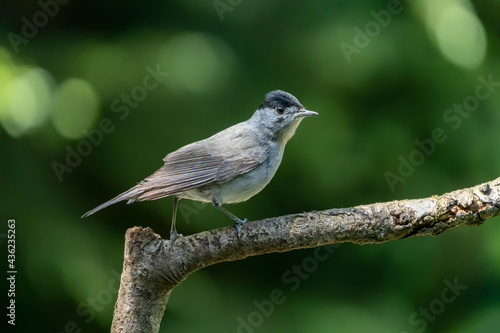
<box><xmin>276</xmin><ymin>106</ymin><xmax>286</xmax><ymax>115</ymax></box>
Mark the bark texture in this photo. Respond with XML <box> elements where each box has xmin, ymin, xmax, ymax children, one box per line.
<box><xmin>111</xmin><ymin>177</ymin><xmax>500</xmax><ymax>333</ymax></box>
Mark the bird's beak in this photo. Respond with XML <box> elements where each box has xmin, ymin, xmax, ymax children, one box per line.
<box><xmin>296</xmin><ymin>109</ymin><xmax>318</xmax><ymax>117</ymax></box>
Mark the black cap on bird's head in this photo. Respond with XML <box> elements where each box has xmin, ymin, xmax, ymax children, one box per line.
<box><xmin>259</xmin><ymin>90</ymin><xmax>304</xmax><ymax>110</ymax></box>
<box><xmin>257</xmin><ymin>90</ymin><xmax>317</xmax><ymax>119</ymax></box>
<box><xmin>252</xmin><ymin>90</ymin><xmax>318</xmax><ymax>143</ymax></box>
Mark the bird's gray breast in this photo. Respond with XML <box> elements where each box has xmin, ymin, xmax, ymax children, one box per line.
<box><xmin>217</xmin><ymin>144</ymin><xmax>283</xmax><ymax>204</ymax></box>
<box><xmin>178</xmin><ymin>141</ymin><xmax>283</xmax><ymax>204</ymax></box>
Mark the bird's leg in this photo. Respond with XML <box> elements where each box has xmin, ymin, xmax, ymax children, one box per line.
<box><xmin>170</xmin><ymin>196</ymin><xmax>183</xmax><ymax>243</ymax></box>
<box><xmin>212</xmin><ymin>199</ymin><xmax>248</xmax><ymax>238</ymax></box>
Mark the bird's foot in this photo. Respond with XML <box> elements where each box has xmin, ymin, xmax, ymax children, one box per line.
<box><xmin>169</xmin><ymin>230</ymin><xmax>183</xmax><ymax>247</ymax></box>
<box><xmin>234</xmin><ymin>218</ymin><xmax>248</xmax><ymax>238</ymax></box>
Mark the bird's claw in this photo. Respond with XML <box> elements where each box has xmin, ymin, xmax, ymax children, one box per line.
<box><xmin>234</xmin><ymin>218</ymin><xmax>248</xmax><ymax>238</ymax></box>
<box><xmin>169</xmin><ymin>231</ymin><xmax>183</xmax><ymax>247</ymax></box>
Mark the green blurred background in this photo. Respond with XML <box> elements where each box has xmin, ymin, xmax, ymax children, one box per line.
<box><xmin>2</xmin><ymin>0</ymin><xmax>500</xmax><ymax>332</ymax></box>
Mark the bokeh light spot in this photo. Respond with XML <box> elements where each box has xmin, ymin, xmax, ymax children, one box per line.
<box><xmin>418</xmin><ymin>0</ymin><xmax>486</xmax><ymax>69</ymax></box>
<box><xmin>434</xmin><ymin>4</ymin><xmax>486</xmax><ymax>69</ymax></box>
<box><xmin>158</xmin><ymin>32</ymin><xmax>236</xmax><ymax>93</ymax></box>
<box><xmin>52</xmin><ymin>78</ymin><xmax>100</xmax><ymax>139</ymax></box>
<box><xmin>0</xmin><ymin>62</ymin><xmax>55</xmax><ymax>137</ymax></box>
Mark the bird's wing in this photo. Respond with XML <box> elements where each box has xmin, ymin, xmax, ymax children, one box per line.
<box><xmin>135</xmin><ymin>136</ymin><xmax>264</xmax><ymax>201</ymax></box>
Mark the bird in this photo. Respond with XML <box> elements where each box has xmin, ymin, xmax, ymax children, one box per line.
<box><xmin>82</xmin><ymin>90</ymin><xmax>317</xmax><ymax>241</ymax></box>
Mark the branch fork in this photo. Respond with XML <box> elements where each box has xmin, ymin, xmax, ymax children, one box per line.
<box><xmin>111</xmin><ymin>177</ymin><xmax>500</xmax><ymax>333</ymax></box>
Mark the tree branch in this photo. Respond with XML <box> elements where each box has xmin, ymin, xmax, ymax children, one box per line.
<box><xmin>111</xmin><ymin>177</ymin><xmax>500</xmax><ymax>333</ymax></box>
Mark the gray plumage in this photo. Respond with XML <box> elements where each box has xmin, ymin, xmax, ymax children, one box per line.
<box><xmin>82</xmin><ymin>90</ymin><xmax>317</xmax><ymax>240</ymax></box>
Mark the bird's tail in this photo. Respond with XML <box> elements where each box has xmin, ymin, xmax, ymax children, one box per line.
<box><xmin>81</xmin><ymin>185</ymin><xmax>144</xmax><ymax>218</ymax></box>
